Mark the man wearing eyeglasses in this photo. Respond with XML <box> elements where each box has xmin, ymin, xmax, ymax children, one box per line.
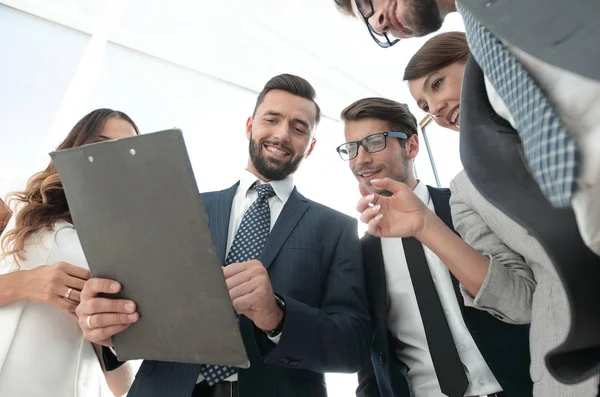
<box><xmin>331</xmin><ymin>1</ymin><xmax>600</xmax><ymax>254</ymax></box>
<box><xmin>331</xmin><ymin>1</ymin><xmax>600</xmax><ymax>255</ymax></box>
<box><xmin>338</xmin><ymin>97</ymin><xmax>532</xmax><ymax>397</ymax></box>
<box><xmin>333</xmin><ymin>1</ymin><xmax>600</xmax><ymax>392</ymax></box>
<box><xmin>333</xmin><ymin>0</ymin><xmax>452</xmax><ymax>47</ymax></box>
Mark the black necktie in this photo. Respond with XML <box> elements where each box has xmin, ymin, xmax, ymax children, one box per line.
<box><xmin>402</xmin><ymin>237</ymin><xmax>469</xmax><ymax>397</ymax></box>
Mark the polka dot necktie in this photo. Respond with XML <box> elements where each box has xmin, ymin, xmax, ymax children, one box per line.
<box><xmin>198</xmin><ymin>182</ymin><xmax>275</xmax><ymax>386</ymax></box>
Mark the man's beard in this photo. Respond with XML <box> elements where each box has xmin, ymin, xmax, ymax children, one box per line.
<box><xmin>400</xmin><ymin>0</ymin><xmax>443</xmax><ymax>37</ymax></box>
<box><xmin>364</xmin><ymin>150</ymin><xmax>411</xmax><ymax>196</ymax></box>
<box><xmin>249</xmin><ymin>135</ymin><xmax>303</xmax><ymax>181</ymax></box>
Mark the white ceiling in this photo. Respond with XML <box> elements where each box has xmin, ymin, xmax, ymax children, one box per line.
<box><xmin>5</xmin><ymin>0</ymin><xmax>464</xmax><ymax>120</ymax></box>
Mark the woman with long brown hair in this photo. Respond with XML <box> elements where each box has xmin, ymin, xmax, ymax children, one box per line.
<box><xmin>404</xmin><ymin>31</ymin><xmax>469</xmax><ymax>132</ymax></box>
<box><xmin>0</xmin><ymin>109</ymin><xmax>140</xmax><ymax>396</ymax></box>
<box><xmin>403</xmin><ymin>32</ymin><xmax>599</xmax><ymax>396</ymax></box>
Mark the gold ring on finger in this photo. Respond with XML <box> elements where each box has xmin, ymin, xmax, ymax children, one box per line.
<box><xmin>86</xmin><ymin>314</ymin><xmax>94</xmax><ymax>329</ymax></box>
<box><xmin>63</xmin><ymin>287</ymin><xmax>73</xmax><ymax>300</ymax></box>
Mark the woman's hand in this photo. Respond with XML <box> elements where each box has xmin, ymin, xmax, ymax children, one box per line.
<box><xmin>20</xmin><ymin>261</ymin><xmax>90</xmax><ymax>315</ymax></box>
<box><xmin>357</xmin><ymin>178</ymin><xmax>432</xmax><ymax>238</ymax></box>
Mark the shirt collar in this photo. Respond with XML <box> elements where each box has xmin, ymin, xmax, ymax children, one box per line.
<box><xmin>239</xmin><ymin>169</ymin><xmax>295</xmax><ymax>204</ymax></box>
<box><xmin>412</xmin><ymin>180</ymin><xmax>430</xmax><ymax>205</ymax></box>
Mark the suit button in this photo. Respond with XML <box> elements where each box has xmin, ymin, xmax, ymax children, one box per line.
<box><xmin>379</xmin><ymin>352</ymin><xmax>386</xmax><ymax>364</ymax></box>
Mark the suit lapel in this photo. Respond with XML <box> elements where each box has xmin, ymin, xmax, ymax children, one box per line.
<box><xmin>428</xmin><ymin>185</ymin><xmax>494</xmax><ymax>316</ymax></box>
<box><xmin>260</xmin><ymin>187</ymin><xmax>309</xmax><ymax>270</ymax></box>
<box><xmin>207</xmin><ymin>183</ymin><xmax>238</xmax><ymax>264</ymax></box>
<box><xmin>362</xmin><ymin>233</ymin><xmax>389</xmax><ymax>331</ymax></box>
<box><xmin>427</xmin><ymin>186</ymin><xmax>454</xmax><ymax>231</ymax></box>
<box><xmin>427</xmin><ymin>185</ymin><xmax>466</xmax><ymax>303</ymax></box>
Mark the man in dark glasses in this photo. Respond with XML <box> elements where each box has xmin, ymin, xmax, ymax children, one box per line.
<box><xmin>338</xmin><ymin>97</ymin><xmax>532</xmax><ymax>397</ymax></box>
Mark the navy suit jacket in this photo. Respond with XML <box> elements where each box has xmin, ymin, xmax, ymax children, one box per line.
<box><xmin>356</xmin><ymin>186</ymin><xmax>532</xmax><ymax>397</ymax></box>
<box><xmin>123</xmin><ymin>182</ymin><xmax>371</xmax><ymax>397</ymax></box>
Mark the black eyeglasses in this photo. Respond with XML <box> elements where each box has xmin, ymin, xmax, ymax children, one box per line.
<box><xmin>336</xmin><ymin>132</ymin><xmax>409</xmax><ymax>161</ymax></box>
<box><xmin>355</xmin><ymin>0</ymin><xmax>400</xmax><ymax>48</ymax></box>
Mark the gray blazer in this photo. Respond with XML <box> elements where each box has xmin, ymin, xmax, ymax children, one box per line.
<box><xmin>450</xmin><ymin>170</ymin><xmax>599</xmax><ymax>396</ymax></box>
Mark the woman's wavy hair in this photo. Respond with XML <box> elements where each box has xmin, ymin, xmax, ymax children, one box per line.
<box><xmin>1</xmin><ymin>109</ymin><xmax>139</xmax><ymax>262</ymax></box>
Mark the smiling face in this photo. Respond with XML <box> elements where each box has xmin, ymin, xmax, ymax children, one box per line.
<box><xmin>408</xmin><ymin>60</ymin><xmax>466</xmax><ymax>131</ymax></box>
<box><xmin>246</xmin><ymin>89</ymin><xmax>317</xmax><ymax>181</ymax></box>
<box><xmin>349</xmin><ymin>0</ymin><xmax>456</xmax><ymax>39</ymax></box>
<box><xmin>344</xmin><ymin>117</ymin><xmax>418</xmax><ymax>194</ymax></box>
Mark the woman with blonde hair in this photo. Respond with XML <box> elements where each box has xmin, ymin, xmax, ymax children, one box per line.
<box><xmin>0</xmin><ymin>109</ymin><xmax>140</xmax><ymax>396</ymax></box>
<box><xmin>403</xmin><ymin>32</ymin><xmax>599</xmax><ymax>396</ymax></box>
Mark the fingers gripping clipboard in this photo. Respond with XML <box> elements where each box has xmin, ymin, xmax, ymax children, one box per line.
<box><xmin>51</xmin><ymin>129</ymin><xmax>249</xmax><ymax>368</ymax></box>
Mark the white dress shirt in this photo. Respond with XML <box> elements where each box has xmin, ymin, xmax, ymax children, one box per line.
<box><xmin>197</xmin><ymin>169</ymin><xmax>294</xmax><ymax>383</ymax></box>
<box><xmin>380</xmin><ymin>181</ymin><xmax>502</xmax><ymax>397</ymax></box>
<box><xmin>226</xmin><ymin>170</ymin><xmax>295</xmax><ymax>255</ymax></box>
<box><xmin>482</xmin><ymin>40</ymin><xmax>600</xmax><ymax>255</ymax></box>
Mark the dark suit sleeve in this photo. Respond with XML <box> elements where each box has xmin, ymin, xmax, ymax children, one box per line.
<box><xmin>257</xmin><ymin>217</ymin><xmax>371</xmax><ymax>373</ymax></box>
<box><xmin>356</xmin><ymin>363</ymin><xmax>382</xmax><ymax>397</ymax></box>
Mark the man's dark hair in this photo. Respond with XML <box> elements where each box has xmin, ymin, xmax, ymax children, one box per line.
<box><xmin>253</xmin><ymin>74</ymin><xmax>321</xmax><ymax>125</ymax></box>
<box><xmin>334</xmin><ymin>0</ymin><xmax>355</xmax><ymax>16</ymax></box>
<box><xmin>341</xmin><ymin>97</ymin><xmax>418</xmax><ymax>146</ymax></box>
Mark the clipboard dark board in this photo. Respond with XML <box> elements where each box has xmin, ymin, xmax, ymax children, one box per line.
<box><xmin>51</xmin><ymin>129</ymin><xmax>249</xmax><ymax>368</ymax></box>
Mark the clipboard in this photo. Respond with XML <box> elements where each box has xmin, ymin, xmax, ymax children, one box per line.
<box><xmin>51</xmin><ymin>129</ymin><xmax>249</xmax><ymax>368</ymax></box>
